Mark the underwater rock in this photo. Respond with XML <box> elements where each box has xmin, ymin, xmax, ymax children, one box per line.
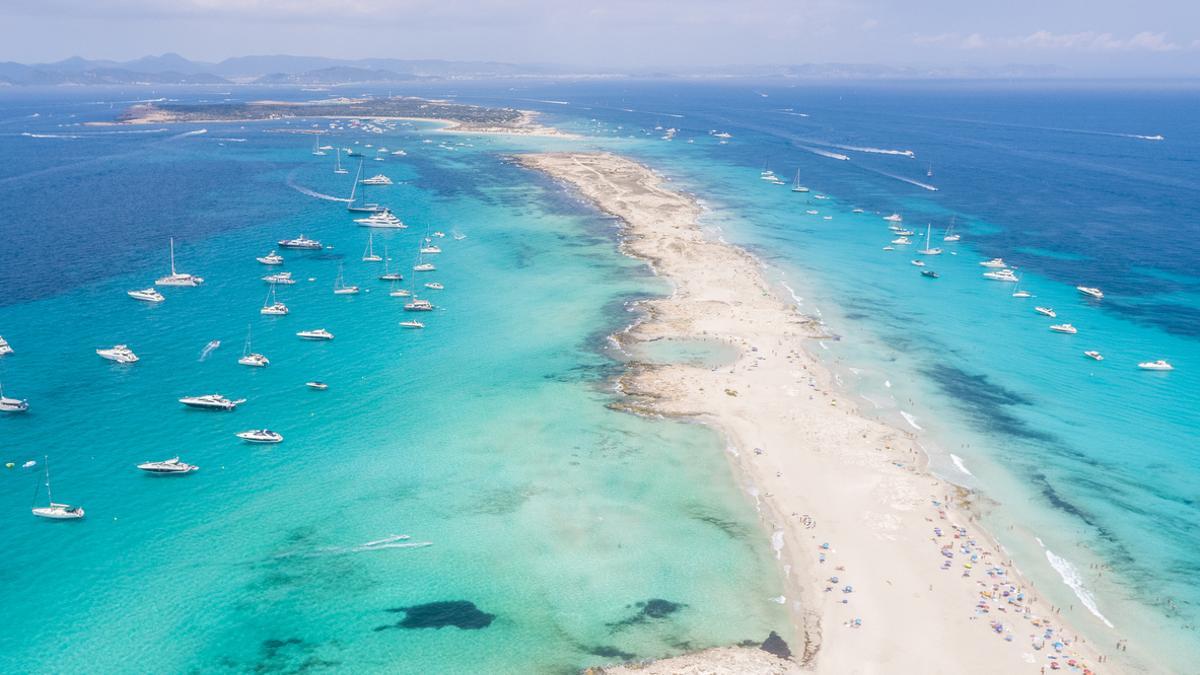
<box><xmin>761</xmin><ymin>631</ymin><xmax>792</xmax><ymax>659</ymax></box>
<box><xmin>588</xmin><ymin>645</ymin><xmax>636</xmax><ymax>660</ymax></box>
<box><xmin>375</xmin><ymin>600</ymin><xmax>495</xmax><ymax>631</ymax></box>
<box><xmin>607</xmin><ymin>598</ymin><xmax>687</xmax><ymax>629</ymax></box>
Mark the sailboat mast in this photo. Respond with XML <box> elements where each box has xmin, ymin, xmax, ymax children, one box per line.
<box><xmin>169</xmin><ymin>238</ymin><xmax>177</xmax><ymax>275</ymax></box>
<box><xmin>44</xmin><ymin>456</ymin><xmax>52</xmax><ymax>505</ymax></box>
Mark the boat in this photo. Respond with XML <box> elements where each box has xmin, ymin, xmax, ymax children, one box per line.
<box><xmin>128</xmin><ymin>287</ymin><xmax>165</xmax><ymax>303</ymax></box>
<box><xmin>890</xmin><ymin>237</ymin><xmax>911</xmax><ymax>245</ymax></box>
<box><xmin>910</xmin><ymin>260</ymin><xmax>925</xmax><ymax>267</ymax></box>
<box><xmin>404</xmin><ymin>298</ymin><xmax>434</xmax><ymax>312</ymax></box>
<box><xmin>852</xmin><ymin>208</ymin><xmax>865</xmax><ymax>214</ymax></box>
<box><xmin>806</xmin><ymin>209</ymin><xmax>819</xmax><ymax>215</ymax></box>
<box><xmin>983</xmin><ymin>269</ymin><xmax>1019</xmax><ymax>282</ymax></box>
<box><xmin>895</xmin><ymin>229</ymin><xmax>915</xmax><ymax>236</ymax></box>
<box><xmin>362</xmin><ymin>233</ymin><xmax>382</xmax><ymax>262</ymax></box>
<box><xmin>278</xmin><ymin>235</ymin><xmax>322</xmax><ymax>250</ymax></box>
<box><xmin>1084</xmin><ymin>351</ymin><xmax>1104</xmax><ymax>361</ymax></box>
<box><xmin>263</xmin><ymin>271</ymin><xmax>296</xmax><ymax>285</ymax></box>
<box><xmin>155</xmin><ymin>238</ymin><xmax>204</xmax><ymax>287</ymax></box>
<box><xmin>1049</xmin><ymin>323</ymin><xmax>1078</xmax><ymax>334</ymax></box>
<box><xmin>347</xmin><ymin>159</ymin><xmax>383</xmax><ymax>213</ymax></box>
<box><xmin>333</xmin><ymin>149</ymin><xmax>348</xmax><ymax>175</ymax></box>
<box><xmin>236</xmin><ymin>429</ymin><xmax>284</xmax><ymax>444</ymax></box>
<box><xmin>31</xmin><ymin>457</ymin><xmax>84</xmax><ymax>520</ymax></box>
<box><xmin>257</xmin><ymin>250</ymin><xmax>284</xmax><ymax>265</ymax></box>
<box><xmin>333</xmin><ymin>264</ymin><xmax>360</xmax><ymax>295</ymax></box>
<box><xmin>943</xmin><ymin>218</ymin><xmax>961</xmax><ymax>242</ymax></box>
<box><xmin>432</xmin><ymin>232</ymin><xmax>446</xmax><ymax>238</ymax></box>
<box><xmin>790</xmin><ymin>170</ymin><xmax>809</xmax><ymax>192</ymax></box>
<box><xmin>361</xmin><ymin>174</ymin><xmax>393</xmax><ymax>186</ymax></box>
<box><xmin>883</xmin><ymin>213</ymin><xmax>903</xmax><ymax>222</ymax></box>
<box><xmin>424</xmin><ymin>282</ymin><xmax>444</xmax><ymax>290</ymax></box>
<box><xmin>96</xmin><ymin>344</ymin><xmax>138</xmax><ymax>364</ymax></box>
<box><xmin>0</xmin><ymin>378</ymin><xmax>28</xmax><ymax>413</ymax></box>
<box><xmin>311</xmin><ymin>133</ymin><xmax>326</xmax><ymax>156</ymax></box>
<box><xmin>355</xmin><ymin>209</ymin><xmax>405</xmax><ymax>229</ymax></box>
<box><xmin>399</xmin><ymin>320</ymin><xmax>425</xmax><ymax>329</ymax></box>
<box><xmin>137</xmin><ymin>457</ymin><xmax>198</xmax><ymax>474</ymax></box>
<box><xmin>1138</xmin><ymin>360</ymin><xmax>1173</xmax><ymax>371</ymax></box>
<box><xmin>297</xmin><ymin>328</ymin><xmax>334</xmax><ymax>341</ymax></box>
<box><xmin>419</xmin><ymin>243</ymin><xmax>442</xmax><ymax>254</ymax></box>
<box><xmin>179</xmin><ymin>394</ymin><xmax>245</xmax><ymax>411</ymax></box>
<box><xmin>1035</xmin><ymin>306</ymin><xmax>1057</xmax><ymax>318</ymax></box>
<box><xmin>1011</xmin><ymin>283</ymin><xmax>1032</xmax><ymax>298</ymax></box>
<box><xmin>980</xmin><ymin>258</ymin><xmax>1007</xmax><ymax>268</ymax></box>
<box><xmin>921</xmin><ymin>270</ymin><xmax>939</xmax><ymax>279</ymax></box>
<box><xmin>882</xmin><ymin>246</ymin><xmax>895</xmax><ymax>251</ymax></box>
<box><xmin>917</xmin><ymin>224</ymin><xmax>943</xmax><ymax>255</ymax></box>
<box><xmin>389</xmin><ymin>285</ymin><xmax>412</xmax><ymax>297</ymax></box>
<box><xmin>1077</xmin><ymin>286</ymin><xmax>1104</xmax><ymax>300</ymax></box>
<box><xmin>413</xmin><ymin>263</ymin><xmax>435</xmax><ymax>272</ymax></box>
<box><xmin>452</xmin><ymin>231</ymin><xmax>467</xmax><ymax>241</ymax></box>
<box><xmin>0</xmin><ymin>336</ymin><xmax>11</xmax><ymax>357</ymax></box>
<box><xmin>813</xmin><ymin>194</ymin><xmax>828</xmax><ymax>200</ymax></box>
<box><xmin>305</xmin><ymin>381</ymin><xmax>329</xmax><ymax>390</ymax></box>
<box><xmin>238</xmin><ymin>325</ymin><xmax>269</xmax><ymax>367</ymax></box>
<box><xmin>260</xmin><ymin>283</ymin><xmax>288</xmax><ymax>315</ymax></box>
<box><xmin>926</xmin><ymin>162</ymin><xmax>933</xmax><ymax>178</ymax></box>
<box><xmin>378</xmin><ymin>248</ymin><xmax>403</xmax><ymax>281</ymax></box>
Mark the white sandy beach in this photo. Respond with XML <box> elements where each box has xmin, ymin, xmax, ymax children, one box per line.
<box><xmin>519</xmin><ymin>152</ymin><xmax>1115</xmax><ymax>674</ymax></box>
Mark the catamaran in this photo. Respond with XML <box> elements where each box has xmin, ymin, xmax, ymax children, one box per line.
<box><xmin>261</xmin><ymin>283</ymin><xmax>288</xmax><ymax>315</ymax></box>
<box><xmin>362</xmin><ymin>233</ymin><xmax>383</xmax><ymax>262</ymax></box>
<box><xmin>347</xmin><ymin>159</ymin><xmax>383</xmax><ymax>213</ymax></box>
<box><xmin>333</xmin><ymin>264</ymin><xmax>360</xmax><ymax>295</ymax></box>
<box><xmin>0</xmin><ymin>378</ymin><xmax>28</xmax><ymax>412</ymax></box>
<box><xmin>97</xmin><ymin>344</ymin><xmax>139</xmax><ymax>364</ymax></box>
<box><xmin>155</xmin><ymin>238</ymin><xmax>204</xmax><ymax>287</ymax></box>
<box><xmin>137</xmin><ymin>457</ymin><xmax>198</xmax><ymax>474</ymax></box>
<box><xmin>0</xmin><ymin>336</ymin><xmax>12</xmax><ymax>356</ymax></box>
<box><xmin>179</xmin><ymin>394</ymin><xmax>245</xmax><ymax>411</ymax></box>
<box><xmin>917</xmin><ymin>224</ymin><xmax>943</xmax><ymax>255</ymax></box>
<box><xmin>127</xmin><ymin>287</ymin><xmax>165</xmax><ymax>303</ymax></box>
<box><xmin>31</xmin><ymin>457</ymin><xmax>84</xmax><ymax>520</ymax></box>
<box><xmin>238</xmin><ymin>324</ymin><xmax>269</xmax><ymax>367</ymax></box>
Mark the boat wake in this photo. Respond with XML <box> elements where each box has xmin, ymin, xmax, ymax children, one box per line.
<box><xmin>1044</xmin><ymin>548</ymin><xmax>1114</xmax><ymax>628</ymax></box>
<box><xmin>794</xmin><ymin>144</ymin><xmax>850</xmax><ymax>161</ymax></box>
<box><xmin>20</xmin><ymin>132</ymin><xmax>81</xmax><ymax>139</ymax></box>
<box><xmin>858</xmin><ymin>165</ymin><xmax>939</xmax><ymax>191</ymax></box>
<box><xmin>286</xmin><ymin>170</ymin><xmax>351</xmax><ymax>202</ymax></box>
<box><xmin>279</xmin><ymin>533</ymin><xmax>433</xmax><ymax>558</ymax></box>
<box><xmin>168</xmin><ymin>128</ymin><xmax>207</xmax><ymax>140</ymax></box>
<box><xmin>811</xmin><ymin>140</ymin><xmax>915</xmax><ymax>157</ymax></box>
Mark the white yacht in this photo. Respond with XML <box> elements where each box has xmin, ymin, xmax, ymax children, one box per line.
<box><xmin>236</xmin><ymin>429</ymin><xmax>284</xmax><ymax>444</ymax></box>
<box><xmin>790</xmin><ymin>170</ymin><xmax>809</xmax><ymax>193</ymax></box>
<box><xmin>128</xmin><ymin>287</ymin><xmax>165</xmax><ymax>303</ymax></box>
<box><xmin>1076</xmin><ymin>286</ymin><xmax>1104</xmax><ymax>300</ymax></box>
<box><xmin>305</xmin><ymin>381</ymin><xmax>329</xmax><ymax>390</ymax></box>
<box><xmin>983</xmin><ymin>269</ymin><xmax>1019</xmax><ymax>282</ymax></box>
<box><xmin>257</xmin><ymin>250</ymin><xmax>284</xmax><ymax>265</ymax></box>
<box><xmin>910</xmin><ymin>260</ymin><xmax>925</xmax><ymax>267</ymax></box>
<box><xmin>890</xmin><ymin>237</ymin><xmax>911</xmax><ymax>245</ymax></box>
<box><xmin>851</xmin><ymin>208</ymin><xmax>865</xmax><ymax>214</ymax></box>
<box><xmin>805</xmin><ymin>209</ymin><xmax>819</xmax><ymax>215</ymax></box>
<box><xmin>297</xmin><ymin>328</ymin><xmax>334</xmax><ymax>341</ymax></box>
<box><xmin>419</xmin><ymin>244</ymin><xmax>442</xmax><ymax>255</ymax></box>
<box><xmin>895</xmin><ymin>229</ymin><xmax>915</xmax><ymax>236</ymax></box>
<box><xmin>424</xmin><ymin>282</ymin><xmax>444</xmax><ymax>290</ymax></box>
<box><xmin>1012</xmin><ymin>284</ymin><xmax>1032</xmax><ymax>298</ymax></box>
<box><xmin>263</xmin><ymin>271</ymin><xmax>296</xmax><ymax>285</ymax></box>
<box><xmin>389</xmin><ymin>286</ymin><xmax>412</xmax><ymax>297</ymax></box>
<box><xmin>355</xmin><ymin>210</ymin><xmax>406</xmax><ymax>229</ymax></box>
<box><xmin>1035</xmin><ymin>306</ymin><xmax>1057</xmax><ymax>318</ymax></box>
<box><xmin>261</xmin><ymin>284</ymin><xmax>288</xmax><ymax>315</ymax></box>
<box><xmin>333</xmin><ymin>265</ymin><xmax>360</xmax><ymax>295</ymax></box>
<box><xmin>980</xmin><ymin>258</ymin><xmax>1007</xmax><ymax>268</ymax></box>
<box><xmin>413</xmin><ymin>262</ymin><xmax>435</xmax><ymax>272</ymax></box>
<box><xmin>0</xmin><ymin>379</ymin><xmax>28</xmax><ymax>413</ymax></box>
<box><xmin>1084</xmin><ymin>351</ymin><xmax>1104</xmax><ymax>361</ymax></box>
<box><xmin>1138</xmin><ymin>360</ymin><xmax>1173</xmax><ymax>371</ymax></box>
<box><xmin>137</xmin><ymin>457</ymin><xmax>198</xmax><ymax>474</ymax></box>
<box><xmin>179</xmin><ymin>394</ymin><xmax>245</xmax><ymax>411</ymax></box>
<box><xmin>155</xmin><ymin>238</ymin><xmax>205</xmax><ymax>287</ymax></box>
<box><xmin>97</xmin><ymin>344</ymin><xmax>139</xmax><ymax>364</ymax></box>
<box><xmin>0</xmin><ymin>336</ymin><xmax>12</xmax><ymax>356</ymax></box>
<box><xmin>362</xmin><ymin>233</ymin><xmax>383</xmax><ymax>262</ymax></box>
<box><xmin>404</xmin><ymin>298</ymin><xmax>434</xmax><ymax>312</ymax></box>
<box><xmin>31</xmin><ymin>458</ymin><xmax>84</xmax><ymax>520</ymax></box>
<box><xmin>883</xmin><ymin>213</ymin><xmax>903</xmax><ymax>222</ymax></box>
<box><xmin>278</xmin><ymin>235</ymin><xmax>323</xmax><ymax>250</ymax></box>
<box><xmin>1049</xmin><ymin>323</ymin><xmax>1078</xmax><ymax>334</ymax></box>
<box><xmin>238</xmin><ymin>325</ymin><xmax>269</xmax><ymax>367</ymax></box>
<box><xmin>813</xmin><ymin>194</ymin><xmax>829</xmax><ymax>200</ymax></box>
<box><xmin>917</xmin><ymin>224</ymin><xmax>943</xmax><ymax>255</ymax></box>
<box><xmin>361</xmin><ymin>174</ymin><xmax>393</xmax><ymax>186</ymax></box>
<box><xmin>399</xmin><ymin>320</ymin><xmax>425</xmax><ymax>329</ymax></box>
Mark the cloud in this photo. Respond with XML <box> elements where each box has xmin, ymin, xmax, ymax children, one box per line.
<box><xmin>913</xmin><ymin>30</ymin><xmax>1184</xmax><ymax>52</ymax></box>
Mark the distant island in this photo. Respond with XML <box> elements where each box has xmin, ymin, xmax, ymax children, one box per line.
<box><xmin>106</xmin><ymin>96</ymin><xmax>562</xmax><ymax>135</ymax></box>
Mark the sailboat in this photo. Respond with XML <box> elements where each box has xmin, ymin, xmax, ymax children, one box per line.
<box><xmin>333</xmin><ymin>147</ymin><xmax>348</xmax><ymax>174</ymax></box>
<box><xmin>311</xmin><ymin>133</ymin><xmax>326</xmax><ymax>156</ymax></box>
<box><xmin>260</xmin><ymin>283</ymin><xmax>288</xmax><ymax>315</ymax></box>
<box><xmin>0</xmin><ymin>376</ymin><xmax>29</xmax><ymax>412</ymax></box>
<box><xmin>791</xmin><ymin>170</ymin><xmax>809</xmax><ymax>193</ymax></box>
<box><xmin>1011</xmin><ymin>281</ymin><xmax>1033</xmax><ymax>298</ymax></box>
<box><xmin>917</xmin><ymin>224</ymin><xmax>943</xmax><ymax>255</ymax></box>
<box><xmin>926</xmin><ymin>162</ymin><xmax>933</xmax><ymax>178</ymax></box>
<box><xmin>238</xmin><ymin>324</ymin><xmax>269</xmax><ymax>367</ymax></box>
<box><xmin>379</xmin><ymin>246</ymin><xmax>403</xmax><ymax>281</ymax></box>
<box><xmin>943</xmin><ymin>217</ymin><xmax>961</xmax><ymax>242</ymax></box>
<box><xmin>362</xmin><ymin>233</ymin><xmax>382</xmax><ymax>262</ymax></box>
<box><xmin>346</xmin><ymin>159</ymin><xmax>382</xmax><ymax>213</ymax></box>
<box><xmin>333</xmin><ymin>264</ymin><xmax>360</xmax><ymax>295</ymax></box>
<box><xmin>31</xmin><ymin>457</ymin><xmax>84</xmax><ymax>520</ymax></box>
<box><xmin>155</xmin><ymin>238</ymin><xmax>204</xmax><ymax>287</ymax></box>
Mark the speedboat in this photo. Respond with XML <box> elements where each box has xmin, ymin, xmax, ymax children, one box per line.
<box><xmin>1049</xmin><ymin>323</ymin><xmax>1078</xmax><ymax>334</ymax></box>
<box><xmin>883</xmin><ymin>213</ymin><xmax>903</xmax><ymax>222</ymax></box>
<box><xmin>921</xmin><ymin>270</ymin><xmax>939</xmax><ymax>279</ymax></box>
<box><xmin>263</xmin><ymin>272</ymin><xmax>296</xmax><ymax>285</ymax></box>
<box><xmin>297</xmin><ymin>328</ymin><xmax>334</xmax><ymax>341</ymax></box>
<box><xmin>413</xmin><ymin>263</ymin><xmax>435</xmax><ymax>272</ymax></box>
<box><xmin>305</xmin><ymin>381</ymin><xmax>329</xmax><ymax>390</ymax></box>
<box><xmin>983</xmin><ymin>269</ymin><xmax>1019</xmax><ymax>282</ymax></box>
<box><xmin>389</xmin><ymin>288</ymin><xmax>412</xmax><ymax>297</ymax></box>
<box><xmin>1035</xmin><ymin>306</ymin><xmax>1057</xmax><ymax>317</ymax></box>
<box><xmin>419</xmin><ymin>245</ymin><xmax>442</xmax><ymax>254</ymax></box>
<box><xmin>882</xmin><ymin>246</ymin><xmax>894</xmax><ymax>251</ymax></box>
<box><xmin>813</xmin><ymin>194</ymin><xmax>829</xmax><ymax>200</ymax></box>
<box><xmin>890</xmin><ymin>237</ymin><xmax>911</xmax><ymax>245</ymax></box>
<box><xmin>404</xmin><ymin>299</ymin><xmax>434</xmax><ymax>312</ymax></box>
<box><xmin>155</xmin><ymin>238</ymin><xmax>204</xmax><ymax>287</ymax></box>
<box><xmin>361</xmin><ymin>174</ymin><xmax>393</xmax><ymax>185</ymax></box>
<box><xmin>424</xmin><ymin>282</ymin><xmax>444</xmax><ymax>290</ymax></box>
<box><xmin>137</xmin><ymin>457</ymin><xmax>198</xmax><ymax>474</ymax></box>
<box><xmin>1012</xmin><ymin>289</ymin><xmax>1032</xmax><ymax>298</ymax></box>
<box><xmin>852</xmin><ymin>208</ymin><xmax>865</xmax><ymax>213</ymax></box>
<box><xmin>97</xmin><ymin>344</ymin><xmax>139</xmax><ymax>364</ymax></box>
<box><xmin>379</xmin><ymin>272</ymin><xmax>403</xmax><ymax>281</ymax></box>
<box><xmin>179</xmin><ymin>394</ymin><xmax>245</xmax><ymax>411</ymax></box>
<box><xmin>236</xmin><ymin>429</ymin><xmax>284</xmax><ymax>444</ymax></box>
<box><xmin>980</xmin><ymin>258</ymin><xmax>1007</xmax><ymax>268</ymax></box>
<box><xmin>910</xmin><ymin>260</ymin><xmax>925</xmax><ymax>267</ymax></box>
<box><xmin>1084</xmin><ymin>351</ymin><xmax>1103</xmax><ymax>361</ymax></box>
<box><xmin>1138</xmin><ymin>360</ymin><xmax>1173</xmax><ymax>371</ymax></box>
<box><xmin>257</xmin><ymin>251</ymin><xmax>284</xmax><ymax>265</ymax></box>
<box><xmin>278</xmin><ymin>235</ymin><xmax>323</xmax><ymax>250</ymax></box>
<box><xmin>806</xmin><ymin>209</ymin><xmax>819</xmax><ymax>215</ymax></box>
<box><xmin>238</xmin><ymin>352</ymin><xmax>269</xmax><ymax>367</ymax></box>
<box><xmin>1076</xmin><ymin>286</ymin><xmax>1104</xmax><ymax>300</ymax></box>
<box><xmin>0</xmin><ymin>336</ymin><xmax>13</xmax><ymax>356</ymax></box>
<box><xmin>128</xmin><ymin>288</ymin><xmax>165</xmax><ymax>303</ymax></box>
<box><xmin>399</xmin><ymin>320</ymin><xmax>425</xmax><ymax>329</ymax></box>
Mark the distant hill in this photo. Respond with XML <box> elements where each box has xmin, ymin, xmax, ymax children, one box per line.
<box><xmin>254</xmin><ymin>66</ymin><xmax>420</xmax><ymax>85</ymax></box>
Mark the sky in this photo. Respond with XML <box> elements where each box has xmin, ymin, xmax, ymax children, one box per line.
<box><xmin>2</xmin><ymin>0</ymin><xmax>1199</xmax><ymax>76</ymax></box>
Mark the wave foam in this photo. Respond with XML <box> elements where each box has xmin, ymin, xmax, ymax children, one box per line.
<box><xmin>1045</xmin><ymin>549</ymin><xmax>1114</xmax><ymax>628</ymax></box>
<box><xmin>900</xmin><ymin>411</ymin><xmax>923</xmax><ymax>431</ymax></box>
<box><xmin>950</xmin><ymin>453</ymin><xmax>973</xmax><ymax>476</ymax></box>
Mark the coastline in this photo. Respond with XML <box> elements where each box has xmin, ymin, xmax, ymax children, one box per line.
<box><xmin>518</xmin><ymin>152</ymin><xmax>1116</xmax><ymax>673</ymax></box>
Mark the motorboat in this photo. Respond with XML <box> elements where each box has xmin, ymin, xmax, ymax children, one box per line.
<box><xmin>883</xmin><ymin>213</ymin><xmax>903</xmax><ymax>222</ymax></box>
<box><xmin>155</xmin><ymin>238</ymin><xmax>205</xmax><ymax>287</ymax></box>
<box><xmin>983</xmin><ymin>269</ymin><xmax>1019</xmax><ymax>282</ymax></box>
<box><xmin>413</xmin><ymin>263</ymin><xmax>436</xmax><ymax>272</ymax></box>
<box><xmin>432</xmin><ymin>232</ymin><xmax>446</xmax><ymax>238</ymax></box>
<box><xmin>1012</xmin><ymin>288</ymin><xmax>1032</xmax><ymax>298</ymax></box>
<box><xmin>361</xmin><ymin>174</ymin><xmax>393</xmax><ymax>185</ymax></box>
<box><xmin>0</xmin><ymin>336</ymin><xmax>13</xmax><ymax>356</ymax></box>
<box><xmin>1076</xmin><ymin>286</ymin><xmax>1104</xmax><ymax>300</ymax></box>
<box><xmin>128</xmin><ymin>288</ymin><xmax>165</xmax><ymax>303</ymax></box>
<box><xmin>179</xmin><ymin>394</ymin><xmax>245</xmax><ymax>411</ymax></box>
<box><xmin>895</xmin><ymin>229</ymin><xmax>915</xmax><ymax>236</ymax></box>
<box><xmin>1049</xmin><ymin>323</ymin><xmax>1078</xmax><ymax>334</ymax></box>
<box><xmin>890</xmin><ymin>237</ymin><xmax>911</xmax><ymax>245</ymax></box>
<box><xmin>419</xmin><ymin>245</ymin><xmax>442</xmax><ymax>254</ymax></box>
<box><xmin>263</xmin><ymin>271</ymin><xmax>296</xmax><ymax>285</ymax></box>
<box><xmin>404</xmin><ymin>299</ymin><xmax>434</xmax><ymax>312</ymax></box>
<box><xmin>852</xmin><ymin>208</ymin><xmax>864</xmax><ymax>214</ymax></box>
<box><xmin>1084</xmin><ymin>351</ymin><xmax>1103</xmax><ymax>361</ymax></box>
<box><xmin>980</xmin><ymin>258</ymin><xmax>1007</xmax><ymax>268</ymax></box>
<box><xmin>1035</xmin><ymin>306</ymin><xmax>1057</xmax><ymax>318</ymax></box>
<box><xmin>806</xmin><ymin>209</ymin><xmax>819</xmax><ymax>215</ymax></box>
<box><xmin>910</xmin><ymin>260</ymin><xmax>925</xmax><ymax>267</ymax></box>
<box><xmin>137</xmin><ymin>457</ymin><xmax>198</xmax><ymax>474</ymax></box>
<box><xmin>921</xmin><ymin>270</ymin><xmax>939</xmax><ymax>279</ymax></box>
<box><xmin>236</xmin><ymin>429</ymin><xmax>284</xmax><ymax>444</ymax></box>
<box><xmin>399</xmin><ymin>320</ymin><xmax>425</xmax><ymax>329</ymax></box>
<box><xmin>882</xmin><ymin>246</ymin><xmax>895</xmax><ymax>251</ymax></box>
<box><xmin>278</xmin><ymin>235</ymin><xmax>323</xmax><ymax>250</ymax></box>
<box><xmin>97</xmin><ymin>344</ymin><xmax>139</xmax><ymax>364</ymax></box>
<box><xmin>305</xmin><ymin>381</ymin><xmax>329</xmax><ymax>390</ymax></box>
<box><xmin>1138</xmin><ymin>360</ymin><xmax>1173</xmax><ymax>371</ymax></box>
<box><xmin>257</xmin><ymin>250</ymin><xmax>284</xmax><ymax>265</ymax></box>
<box><xmin>31</xmin><ymin>458</ymin><xmax>83</xmax><ymax>520</ymax></box>
<box><xmin>389</xmin><ymin>287</ymin><xmax>412</xmax><ymax>297</ymax></box>
<box><xmin>297</xmin><ymin>329</ymin><xmax>334</xmax><ymax>341</ymax></box>
<box><xmin>424</xmin><ymin>282</ymin><xmax>444</xmax><ymax>290</ymax></box>
<box><xmin>813</xmin><ymin>194</ymin><xmax>829</xmax><ymax>200</ymax></box>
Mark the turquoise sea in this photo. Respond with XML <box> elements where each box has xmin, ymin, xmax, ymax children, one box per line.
<box><xmin>2</xmin><ymin>80</ymin><xmax>1199</xmax><ymax>672</ymax></box>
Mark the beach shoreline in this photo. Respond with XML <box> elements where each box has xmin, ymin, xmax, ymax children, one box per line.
<box><xmin>518</xmin><ymin>152</ymin><xmax>1117</xmax><ymax>674</ymax></box>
